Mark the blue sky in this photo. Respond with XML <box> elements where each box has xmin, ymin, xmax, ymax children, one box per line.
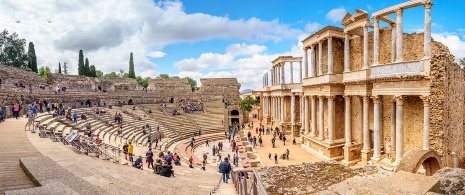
<box><xmin>1</xmin><ymin>0</ymin><xmax>464</xmax><ymax>90</ymax></box>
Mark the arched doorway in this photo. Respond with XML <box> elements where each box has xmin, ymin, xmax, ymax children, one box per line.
<box><xmin>231</xmin><ymin>110</ymin><xmax>239</xmax><ymax>115</ymax></box>
<box><xmin>86</xmin><ymin>99</ymin><xmax>91</xmax><ymax>107</ymax></box>
<box><xmin>395</xmin><ymin>150</ymin><xmax>442</xmax><ymax>176</ymax></box>
<box><xmin>128</xmin><ymin>99</ymin><xmax>134</xmax><ymax>105</ymax></box>
<box><xmin>169</xmin><ymin>97</ymin><xmax>174</xmax><ymax>104</ymax></box>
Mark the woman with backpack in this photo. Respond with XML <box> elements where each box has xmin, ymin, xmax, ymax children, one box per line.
<box><xmin>146</xmin><ymin>148</ymin><xmax>154</xmax><ymax>169</ymax></box>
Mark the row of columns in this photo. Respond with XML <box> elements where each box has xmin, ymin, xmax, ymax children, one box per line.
<box><xmin>303</xmin><ymin>37</ymin><xmax>335</xmax><ymax>78</ymax></box>
<box><xmin>291</xmin><ymin>94</ymin><xmax>431</xmax><ymax>162</ymax></box>
<box><xmin>262</xmin><ymin>73</ymin><xmax>269</xmax><ymax>88</ymax></box>
<box><xmin>268</xmin><ymin>61</ymin><xmax>303</xmax><ymax>86</ymax></box>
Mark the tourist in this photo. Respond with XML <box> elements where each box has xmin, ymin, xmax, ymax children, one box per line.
<box><xmin>173</xmin><ymin>153</ymin><xmax>181</xmax><ymax>166</ymax></box>
<box><xmin>189</xmin><ymin>156</ymin><xmax>194</xmax><ymax>168</ymax></box>
<box><xmin>259</xmin><ymin>137</ymin><xmax>263</xmax><ymax>147</ymax></box>
<box><xmin>0</xmin><ymin>108</ymin><xmax>5</xmax><ymax>122</ymax></box>
<box><xmin>283</xmin><ymin>134</ymin><xmax>286</xmax><ymax>146</ymax></box>
<box><xmin>146</xmin><ymin>148</ymin><xmax>154</xmax><ymax>169</ymax></box>
<box><xmin>133</xmin><ymin>156</ymin><xmax>143</xmax><ymax>170</ymax></box>
<box><xmin>218</xmin><ymin>153</ymin><xmax>222</xmax><ymax>163</ymax></box>
<box><xmin>206</xmin><ymin>139</ymin><xmax>209</xmax><ymax>147</ymax></box>
<box><xmin>73</xmin><ymin>111</ymin><xmax>78</xmax><ymax>123</ymax></box>
<box><xmin>234</xmin><ymin>154</ymin><xmax>239</xmax><ymax>167</ymax></box>
<box><xmin>39</xmin><ymin>101</ymin><xmax>43</xmax><ymax>113</ymax></box>
<box><xmin>161</xmin><ymin>162</ymin><xmax>174</xmax><ymax>177</ymax></box>
<box><xmin>293</xmin><ymin>137</ymin><xmax>296</xmax><ymax>145</ymax></box>
<box><xmin>128</xmin><ymin>142</ymin><xmax>134</xmax><ymax>164</ymax></box>
<box><xmin>218</xmin><ymin>157</ymin><xmax>232</xmax><ymax>183</ymax></box>
<box><xmin>212</xmin><ymin>145</ymin><xmax>216</xmax><ymax>156</ymax></box>
<box><xmin>235</xmin><ymin>146</ymin><xmax>239</xmax><ymax>155</ymax></box>
<box><xmin>81</xmin><ymin>114</ymin><xmax>87</xmax><ymax>120</ymax></box>
<box><xmin>201</xmin><ymin>161</ymin><xmax>206</xmax><ymax>171</ymax></box>
<box><xmin>190</xmin><ymin>137</ymin><xmax>194</xmax><ymax>148</ymax></box>
<box><xmin>268</xmin><ymin>153</ymin><xmax>271</xmax><ymax>160</ymax></box>
<box><xmin>13</xmin><ymin>103</ymin><xmax>19</xmax><ymax>119</ymax></box>
<box><xmin>286</xmin><ymin>149</ymin><xmax>290</xmax><ymax>160</ymax></box>
<box><xmin>123</xmin><ymin>143</ymin><xmax>128</xmax><ymax>160</ymax></box>
<box><xmin>274</xmin><ymin>153</ymin><xmax>278</xmax><ymax>164</ymax></box>
<box><xmin>203</xmin><ymin>153</ymin><xmax>207</xmax><ymax>162</ymax></box>
<box><xmin>46</xmin><ymin>102</ymin><xmax>51</xmax><ymax>114</ymax></box>
<box><xmin>198</xmin><ymin>129</ymin><xmax>201</xmax><ymax>137</ymax></box>
<box><xmin>28</xmin><ymin>84</ymin><xmax>32</xmax><ymax>94</ymax></box>
<box><xmin>165</xmin><ymin>151</ymin><xmax>173</xmax><ymax>164</ymax></box>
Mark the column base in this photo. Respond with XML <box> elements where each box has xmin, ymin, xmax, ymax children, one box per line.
<box><xmin>370</xmin><ymin>156</ymin><xmax>381</xmax><ymax>161</ymax></box>
<box><xmin>361</xmin><ymin>150</ymin><xmax>373</xmax><ymax>165</ymax></box>
<box><xmin>343</xmin><ymin>143</ymin><xmax>362</xmax><ymax>166</ymax></box>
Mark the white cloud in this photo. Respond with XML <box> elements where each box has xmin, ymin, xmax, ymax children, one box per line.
<box><xmin>432</xmin><ymin>33</ymin><xmax>465</xmax><ymax>61</ymax></box>
<box><xmin>173</xmin><ymin>53</ymin><xmax>234</xmax><ymax>72</ymax></box>
<box><xmin>0</xmin><ymin>0</ymin><xmax>300</xmax><ymax>77</ymax></box>
<box><xmin>304</xmin><ymin>22</ymin><xmax>322</xmax><ymax>33</ymax></box>
<box><xmin>147</xmin><ymin>51</ymin><xmax>167</xmax><ymax>58</ymax></box>
<box><xmin>225</xmin><ymin>43</ymin><xmax>267</xmax><ymax>56</ymax></box>
<box><xmin>325</xmin><ymin>7</ymin><xmax>346</xmax><ymax>23</ymax></box>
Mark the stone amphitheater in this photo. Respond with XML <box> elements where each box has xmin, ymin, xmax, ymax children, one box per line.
<box><xmin>1</xmin><ymin>1</ymin><xmax>465</xmax><ymax>195</ymax></box>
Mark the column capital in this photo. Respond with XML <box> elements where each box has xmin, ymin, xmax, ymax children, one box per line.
<box><xmin>424</xmin><ymin>1</ymin><xmax>434</xmax><ymax>9</ymax></box>
<box><xmin>363</xmin><ymin>24</ymin><xmax>369</xmax><ymax>30</ymax></box>
<box><xmin>326</xmin><ymin>95</ymin><xmax>335</xmax><ymax>100</ymax></box>
<box><xmin>343</xmin><ymin>95</ymin><xmax>351</xmax><ymax>102</ymax></box>
<box><xmin>362</xmin><ymin>95</ymin><xmax>370</xmax><ymax>103</ymax></box>
<box><xmin>390</xmin><ymin>23</ymin><xmax>396</xmax><ymax>28</ymax></box>
<box><xmin>371</xmin><ymin>96</ymin><xmax>382</xmax><ymax>104</ymax></box>
<box><xmin>394</xmin><ymin>95</ymin><xmax>404</xmax><ymax>106</ymax></box>
<box><xmin>318</xmin><ymin>96</ymin><xmax>325</xmax><ymax>100</ymax></box>
<box><xmin>396</xmin><ymin>8</ymin><xmax>403</xmax><ymax>15</ymax></box>
<box><xmin>420</xmin><ymin>96</ymin><xmax>430</xmax><ymax>106</ymax></box>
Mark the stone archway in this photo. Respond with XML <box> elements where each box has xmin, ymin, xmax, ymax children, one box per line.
<box><xmin>395</xmin><ymin>150</ymin><xmax>442</xmax><ymax>176</ymax></box>
<box><xmin>128</xmin><ymin>99</ymin><xmax>134</xmax><ymax>105</ymax></box>
<box><xmin>231</xmin><ymin>110</ymin><xmax>239</xmax><ymax>115</ymax></box>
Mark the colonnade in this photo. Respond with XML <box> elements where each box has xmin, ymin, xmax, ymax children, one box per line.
<box><xmin>302</xmin><ymin>37</ymin><xmax>337</xmax><ymax>78</ymax></box>
<box><xmin>268</xmin><ymin>60</ymin><xmax>303</xmax><ymax>86</ymax></box>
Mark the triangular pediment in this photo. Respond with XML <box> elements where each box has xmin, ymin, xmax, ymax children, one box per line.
<box><xmin>341</xmin><ymin>12</ymin><xmax>353</xmax><ymax>25</ymax></box>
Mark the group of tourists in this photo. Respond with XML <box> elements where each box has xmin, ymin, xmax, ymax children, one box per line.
<box><xmin>179</xmin><ymin>101</ymin><xmax>203</xmax><ymax>113</ymax></box>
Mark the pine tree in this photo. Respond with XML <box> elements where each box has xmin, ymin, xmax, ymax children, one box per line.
<box><xmin>90</xmin><ymin>65</ymin><xmax>96</xmax><ymax>77</ymax></box>
<box><xmin>27</xmin><ymin>42</ymin><xmax>38</xmax><ymax>73</ymax></box>
<box><xmin>84</xmin><ymin>58</ymin><xmax>90</xmax><ymax>76</ymax></box>
<box><xmin>58</xmin><ymin>62</ymin><xmax>62</xmax><ymax>74</ymax></box>
<box><xmin>128</xmin><ymin>52</ymin><xmax>136</xmax><ymax>79</ymax></box>
<box><xmin>63</xmin><ymin>61</ymin><xmax>68</xmax><ymax>75</ymax></box>
<box><xmin>78</xmin><ymin>50</ymin><xmax>84</xmax><ymax>75</ymax></box>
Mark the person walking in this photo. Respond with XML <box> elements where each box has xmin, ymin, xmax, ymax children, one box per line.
<box><xmin>123</xmin><ymin>143</ymin><xmax>128</xmax><ymax>160</ymax></box>
<box><xmin>274</xmin><ymin>153</ymin><xmax>278</xmax><ymax>164</ymax></box>
<box><xmin>73</xmin><ymin>111</ymin><xmax>78</xmax><ymax>123</ymax></box>
<box><xmin>233</xmin><ymin>154</ymin><xmax>239</xmax><ymax>167</ymax></box>
<box><xmin>218</xmin><ymin>157</ymin><xmax>232</xmax><ymax>183</ymax></box>
<box><xmin>146</xmin><ymin>148</ymin><xmax>154</xmax><ymax>169</ymax></box>
<box><xmin>128</xmin><ymin>142</ymin><xmax>134</xmax><ymax>164</ymax></box>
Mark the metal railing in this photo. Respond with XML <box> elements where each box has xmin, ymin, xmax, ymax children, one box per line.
<box><xmin>231</xmin><ymin>168</ymin><xmax>268</xmax><ymax>195</ymax></box>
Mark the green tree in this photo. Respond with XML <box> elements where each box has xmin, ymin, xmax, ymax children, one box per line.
<box><xmin>460</xmin><ymin>57</ymin><xmax>465</xmax><ymax>69</ymax></box>
<box><xmin>95</xmin><ymin>70</ymin><xmax>104</xmax><ymax>78</ymax></box>
<box><xmin>84</xmin><ymin>58</ymin><xmax>90</xmax><ymax>76</ymax></box>
<box><xmin>157</xmin><ymin>73</ymin><xmax>170</xmax><ymax>79</ymax></box>
<box><xmin>27</xmin><ymin>42</ymin><xmax>38</xmax><ymax>72</ymax></box>
<box><xmin>63</xmin><ymin>61</ymin><xmax>68</xmax><ymax>75</ymax></box>
<box><xmin>78</xmin><ymin>50</ymin><xmax>84</xmax><ymax>75</ymax></box>
<box><xmin>58</xmin><ymin>62</ymin><xmax>62</xmax><ymax>74</ymax></box>
<box><xmin>38</xmin><ymin>66</ymin><xmax>51</xmax><ymax>80</ymax></box>
<box><xmin>128</xmin><ymin>52</ymin><xmax>136</xmax><ymax>78</ymax></box>
<box><xmin>0</xmin><ymin>29</ymin><xmax>28</xmax><ymax>68</ymax></box>
<box><xmin>237</xmin><ymin>82</ymin><xmax>241</xmax><ymax>90</ymax></box>
<box><xmin>103</xmin><ymin>72</ymin><xmax>120</xmax><ymax>78</ymax></box>
<box><xmin>90</xmin><ymin>65</ymin><xmax>96</xmax><ymax>77</ymax></box>
<box><xmin>241</xmin><ymin>100</ymin><xmax>251</xmax><ymax>111</ymax></box>
<box><xmin>185</xmin><ymin>77</ymin><xmax>197</xmax><ymax>88</ymax></box>
<box><xmin>136</xmin><ymin>76</ymin><xmax>151</xmax><ymax>88</ymax></box>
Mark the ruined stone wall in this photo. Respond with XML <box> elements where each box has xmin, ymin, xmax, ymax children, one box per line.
<box><xmin>333</xmin><ymin>38</ymin><xmax>344</xmax><ymax>74</ymax></box>
<box><xmin>403</xmin><ymin>96</ymin><xmax>425</xmax><ymax>153</ymax></box>
<box><xmin>200</xmin><ymin>78</ymin><xmax>240</xmax><ymax>102</ymax></box>
<box><xmin>349</xmin><ymin>35</ymin><xmax>363</xmax><ymax>71</ymax></box>
<box><xmin>381</xmin><ymin>96</ymin><xmax>394</xmax><ymax>152</ymax></box>
<box><xmin>335</xmin><ymin>96</ymin><xmax>344</xmax><ymax>139</ymax></box>
<box><xmin>0</xmin><ymin>65</ymin><xmax>45</xmax><ymax>87</ymax></box>
<box><xmin>351</xmin><ymin>96</ymin><xmax>363</xmax><ymax>143</ymax></box>
<box><xmin>47</xmin><ymin>74</ymin><xmax>142</xmax><ymax>92</ymax></box>
<box><xmin>321</xmin><ymin>39</ymin><xmax>328</xmax><ymax>74</ymax></box>
<box><xmin>430</xmin><ymin>40</ymin><xmax>465</xmax><ymax>167</ymax></box>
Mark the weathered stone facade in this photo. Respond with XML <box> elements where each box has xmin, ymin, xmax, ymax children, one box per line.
<box><xmin>259</xmin><ymin>1</ymin><xmax>463</xmax><ymax>170</ymax></box>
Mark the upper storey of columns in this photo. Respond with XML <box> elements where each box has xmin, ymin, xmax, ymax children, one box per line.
<box><xmin>341</xmin><ymin>9</ymin><xmax>373</xmax><ymax>34</ymax></box>
<box><xmin>271</xmin><ymin>56</ymin><xmax>302</xmax><ymax>67</ymax></box>
<box><xmin>301</xmin><ymin>26</ymin><xmax>344</xmax><ymax>48</ymax></box>
<box><xmin>372</xmin><ymin>0</ymin><xmax>432</xmax><ymax>18</ymax></box>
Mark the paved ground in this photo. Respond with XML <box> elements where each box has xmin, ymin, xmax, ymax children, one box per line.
<box><xmin>245</xmin><ymin>107</ymin><xmax>321</xmax><ymax>166</ymax></box>
<box><xmin>0</xmin><ymin>116</ymin><xmax>42</xmax><ymax>194</ymax></box>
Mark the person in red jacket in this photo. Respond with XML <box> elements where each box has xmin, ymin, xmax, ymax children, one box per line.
<box><xmin>189</xmin><ymin>156</ymin><xmax>194</xmax><ymax>168</ymax></box>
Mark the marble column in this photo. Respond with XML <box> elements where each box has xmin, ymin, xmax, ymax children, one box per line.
<box><xmin>277</xmin><ymin>97</ymin><xmax>280</xmax><ymax>121</ymax></box>
<box><xmin>373</xmin><ymin>18</ymin><xmax>380</xmax><ymax>65</ymax></box>
<box><xmin>344</xmin><ymin>96</ymin><xmax>352</xmax><ymax>146</ymax></box>
<box><xmin>304</xmin><ymin>48</ymin><xmax>308</xmax><ymax>78</ymax></box>
<box><xmin>300</xmin><ymin>93</ymin><xmax>304</xmax><ymax>132</ymax></box>
<box><xmin>290</xmin><ymin>62</ymin><xmax>294</xmax><ymax>84</ymax></box>
<box><xmin>304</xmin><ymin>96</ymin><xmax>309</xmax><ymax>135</ymax></box>
<box><xmin>344</xmin><ymin>33</ymin><xmax>350</xmax><ymax>72</ymax></box>
<box><xmin>424</xmin><ymin>2</ymin><xmax>433</xmax><ymax>59</ymax></box>
<box><xmin>396</xmin><ymin>9</ymin><xmax>403</xmax><ymax>62</ymax></box>
<box><xmin>291</xmin><ymin>94</ymin><xmax>296</xmax><ymax>125</ymax></box>
<box><xmin>270</xmin><ymin>69</ymin><xmax>274</xmax><ymax>85</ymax></box>
<box><xmin>318</xmin><ymin>96</ymin><xmax>325</xmax><ymax>140</ymax></box>
<box><xmin>372</xmin><ymin>96</ymin><xmax>382</xmax><ymax>159</ymax></box>
<box><xmin>327</xmin><ymin>37</ymin><xmax>333</xmax><ymax>74</ymax></box>
<box><xmin>281</xmin><ymin>63</ymin><xmax>285</xmax><ymax>85</ymax></box>
<box><xmin>391</xmin><ymin>23</ymin><xmax>396</xmax><ymax>63</ymax></box>
<box><xmin>391</xmin><ymin>100</ymin><xmax>396</xmax><ymax>153</ymax></box>
<box><xmin>362</xmin><ymin>96</ymin><xmax>370</xmax><ymax>151</ymax></box>
<box><xmin>311</xmin><ymin>96</ymin><xmax>317</xmax><ymax>137</ymax></box>
<box><xmin>421</xmin><ymin>96</ymin><xmax>430</xmax><ymax>150</ymax></box>
<box><xmin>395</xmin><ymin>96</ymin><xmax>404</xmax><ymax>163</ymax></box>
<box><xmin>299</xmin><ymin>60</ymin><xmax>302</xmax><ymax>83</ymax></box>
<box><xmin>327</xmin><ymin>96</ymin><xmax>335</xmax><ymax>142</ymax></box>
<box><xmin>277</xmin><ymin>66</ymin><xmax>280</xmax><ymax>85</ymax></box>
<box><xmin>318</xmin><ymin>41</ymin><xmax>323</xmax><ymax>76</ymax></box>
<box><xmin>363</xmin><ymin>25</ymin><xmax>369</xmax><ymax>69</ymax></box>
<box><xmin>309</xmin><ymin>46</ymin><xmax>315</xmax><ymax>77</ymax></box>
